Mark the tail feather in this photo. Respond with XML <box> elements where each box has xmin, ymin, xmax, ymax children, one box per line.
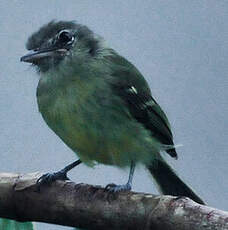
<box><xmin>147</xmin><ymin>159</ymin><xmax>205</xmax><ymax>205</ymax></box>
<box><xmin>0</xmin><ymin>219</ymin><xmax>34</xmax><ymax>230</ymax></box>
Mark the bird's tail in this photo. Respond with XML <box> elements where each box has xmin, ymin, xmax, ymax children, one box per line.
<box><xmin>0</xmin><ymin>219</ymin><xmax>34</xmax><ymax>230</ymax></box>
<box><xmin>147</xmin><ymin>158</ymin><xmax>205</xmax><ymax>205</ymax></box>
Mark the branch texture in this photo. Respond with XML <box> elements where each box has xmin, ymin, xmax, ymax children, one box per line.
<box><xmin>0</xmin><ymin>172</ymin><xmax>227</xmax><ymax>230</ymax></box>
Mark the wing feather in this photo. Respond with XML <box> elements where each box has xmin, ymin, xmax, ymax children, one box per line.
<box><xmin>106</xmin><ymin>52</ymin><xmax>177</xmax><ymax>158</ymax></box>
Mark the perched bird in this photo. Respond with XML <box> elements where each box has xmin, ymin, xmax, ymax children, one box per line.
<box><xmin>21</xmin><ymin>20</ymin><xmax>204</xmax><ymax>204</ymax></box>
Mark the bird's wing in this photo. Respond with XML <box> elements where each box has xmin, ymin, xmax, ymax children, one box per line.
<box><xmin>106</xmin><ymin>52</ymin><xmax>177</xmax><ymax>158</ymax></box>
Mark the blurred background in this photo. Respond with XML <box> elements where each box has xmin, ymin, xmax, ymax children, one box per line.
<box><xmin>0</xmin><ymin>1</ymin><xmax>227</xmax><ymax>229</ymax></box>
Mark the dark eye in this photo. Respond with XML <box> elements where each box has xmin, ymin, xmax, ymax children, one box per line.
<box><xmin>58</xmin><ymin>30</ymin><xmax>74</xmax><ymax>44</ymax></box>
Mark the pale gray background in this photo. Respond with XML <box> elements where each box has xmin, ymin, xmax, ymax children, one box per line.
<box><xmin>0</xmin><ymin>1</ymin><xmax>227</xmax><ymax>229</ymax></box>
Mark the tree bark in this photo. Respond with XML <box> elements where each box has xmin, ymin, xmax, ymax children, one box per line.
<box><xmin>0</xmin><ymin>172</ymin><xmax>227</xmax><ymax>230</ymax></box>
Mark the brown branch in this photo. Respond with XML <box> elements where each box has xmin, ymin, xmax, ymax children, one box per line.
<box><xmin>0</xmin><ymin>172</ymin><xmax>227</xmax><ymax>230</ymax></box>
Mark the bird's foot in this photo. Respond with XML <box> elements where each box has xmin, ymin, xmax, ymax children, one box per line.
<box><xmin>37</xmin><ymin>169</ymin><xmax>69</xmax><ymax>188</ymax></box>
<box><xmin>105</xmin><ymin>183</ymin><xmax>131</xmax><ymax>193</ymax></box>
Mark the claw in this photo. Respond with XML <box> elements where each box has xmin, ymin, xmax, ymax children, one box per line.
<box><xmin>36</xmin><ymin>169</ymin><xmax>69</xmax><ymax>188</ymax></box>
<box><xmin>105</xmin><ymin>183</ymin><xmax>131</xmax><ymax>193</ymax></box>
<box><xmin>105</xmin><ymin>183</ymin><xmax>116</xmax><ymax>190</ymax></box>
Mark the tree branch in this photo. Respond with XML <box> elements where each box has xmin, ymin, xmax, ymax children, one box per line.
<box><xmin>0</xmin><ymin>172</ymin><xmax>227</xmax><ymax>230</ymax></box>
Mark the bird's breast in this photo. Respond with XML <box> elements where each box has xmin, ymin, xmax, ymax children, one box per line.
<box><xmin>37</xmin><ymin>76</ymin><xmax>156</xmax><ymax>167</ymax></box>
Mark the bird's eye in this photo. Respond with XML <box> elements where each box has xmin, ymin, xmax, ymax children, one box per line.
<box><xmin>58</xmin><ymin>30</ymin><xmax>74</xmax><ymax>44</ymax></box>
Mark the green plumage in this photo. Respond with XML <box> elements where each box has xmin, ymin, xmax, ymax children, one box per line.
<box><xmin>37</xmin><ymin>52</ymin><xmax>162</xmax><ymax>167</ymax></box>
<box><xmin>21</xmin><ymin>20</ymin><xmax>204</xmax><ymax>206</ymax></box>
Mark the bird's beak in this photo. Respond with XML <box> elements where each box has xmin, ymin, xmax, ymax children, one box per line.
<box><xmin>20</xmin><ymin>48</ymin><xmax>68</xmax><ymax>63</ymax></box>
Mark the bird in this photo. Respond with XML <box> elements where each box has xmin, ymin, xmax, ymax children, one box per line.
<box><xmin>21</xmin><ymin>20</ymin><xmax>204</xmax><ymax>205</ymax></box>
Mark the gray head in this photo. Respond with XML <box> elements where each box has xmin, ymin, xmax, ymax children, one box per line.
<box><xmin>21</xmin><ymin>20</ymin><xmax>102</xmax><ymax>72</ymax></box>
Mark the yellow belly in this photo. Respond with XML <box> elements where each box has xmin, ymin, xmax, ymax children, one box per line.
<box><xmin>37</xmin><ymin>78</ymin><xmax>160</xmax><ymax>167</ymax></box>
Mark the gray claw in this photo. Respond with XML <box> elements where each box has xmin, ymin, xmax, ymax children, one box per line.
<box><xmin>105</xmin><ymin>183</ymin><xmax>131</xmax><ymax>193</ymax></box>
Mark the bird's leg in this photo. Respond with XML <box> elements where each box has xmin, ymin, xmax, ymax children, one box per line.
<box><xmin>37</xmin><ymin>159</ymin><xmax>82</xmax><ymax>187</ymax></box>
<box><xmin>105</xmin><ymin>161</ymin><xmax>135</xmax><ymax>192</ymax></box>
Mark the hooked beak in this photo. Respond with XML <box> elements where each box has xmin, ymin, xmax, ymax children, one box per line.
<box><xmin>20</xmin><ymin>47</ymin><xmax>68</xmax><ymax>63</ymax></box>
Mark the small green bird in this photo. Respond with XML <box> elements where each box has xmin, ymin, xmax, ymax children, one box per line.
<box><xmin>21</xmin><ymin>20</ymin><xmax>204</xmax><ymax>204</ymax></box>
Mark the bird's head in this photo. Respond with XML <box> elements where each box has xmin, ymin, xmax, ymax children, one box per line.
<box><xmin>21</xmin><ymin>20</ymin><xmax>102</xmax><ymax>72</ymax></box>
